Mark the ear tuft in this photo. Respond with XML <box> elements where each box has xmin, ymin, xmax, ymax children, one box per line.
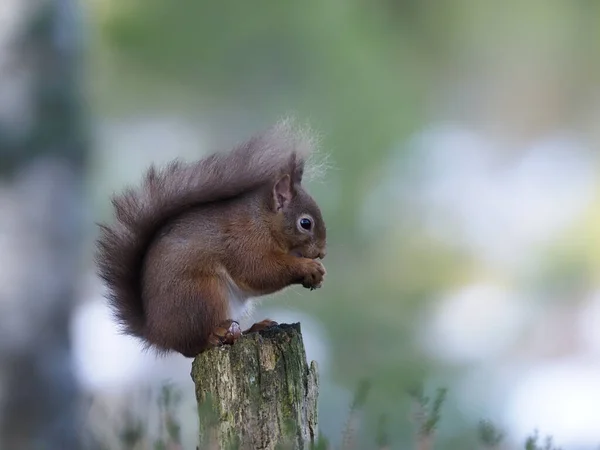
<box><xmin>273</xmin><ymin>174</ymin><xmax>293</xmax><ymax>211</ymax></box>
<box><xmin>290</xmin><ymin>152</ymin><xmax>305</xmax><ymax>186</ymax></box>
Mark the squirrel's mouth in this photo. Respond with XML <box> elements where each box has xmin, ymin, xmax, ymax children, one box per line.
<box><xmin>289</xmin><ymin>248</ymin><xmax>326</xmax><ymax>260</ymax></box>
<box><xmin>289</xmin><ymin>249</ymin><xmax>304</xmax><ymax>258</ymax></box>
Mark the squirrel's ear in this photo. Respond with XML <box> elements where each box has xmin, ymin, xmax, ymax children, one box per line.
<box><xmin>273</xmin><ymin>174</ymin><xmax>293</xmax><ymax>211</ymax></box>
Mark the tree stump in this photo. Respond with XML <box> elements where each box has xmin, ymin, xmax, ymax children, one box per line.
<box><xmin>191</xmin><ymin>323</ymin><xmax>319</xmax><ymax>450</ymax></box>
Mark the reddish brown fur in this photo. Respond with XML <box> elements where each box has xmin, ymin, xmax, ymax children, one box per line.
<box><xmin>95</xmin><ymin>119</ymin><xmax>327</xmax><ymax>357</ymax></box>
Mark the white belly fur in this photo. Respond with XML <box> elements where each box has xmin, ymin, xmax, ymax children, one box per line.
<box><xmin>221</xmin><ymin>269</ymin><xmax>255</xmax><ymax>324</ymax></box>
<box><xmin>228</xmin><ymin>289</ymin><xmax>253</xmax><ymax>322</ymax></box>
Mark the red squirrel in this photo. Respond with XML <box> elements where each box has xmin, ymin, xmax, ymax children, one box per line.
<box><xmin>95</xmin><ymin>119</ymin><xmax>327</xmax><ymax>357</ymax></box>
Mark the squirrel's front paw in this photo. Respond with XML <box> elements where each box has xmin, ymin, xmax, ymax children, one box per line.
<box><xmin>300</xmin><ymin>259</ymin><xmax>326</xmax><ymax>290</ymax></box>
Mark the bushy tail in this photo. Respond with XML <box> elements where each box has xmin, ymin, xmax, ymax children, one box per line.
<box><xmin>95</xmin><ymin>118</ymin><xmax>316</xmax><ymax>338</ymax></box>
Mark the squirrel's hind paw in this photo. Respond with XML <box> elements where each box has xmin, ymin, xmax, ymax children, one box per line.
<box><xmin>208</xmin><ymin>320</ymin><xmax>242</xmax><ymax>347</ymax></box>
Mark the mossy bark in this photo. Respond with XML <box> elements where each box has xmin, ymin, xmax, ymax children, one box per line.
<box><xmin>191</xmin><ymin>323</ymin><xmax>319</xmax><ymax>450</ymax></box>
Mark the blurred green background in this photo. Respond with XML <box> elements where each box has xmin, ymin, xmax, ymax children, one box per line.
<box><xmin>79</xmin><ymin>1</ymin><xmax>600</xmax><ymax>448</ymax></box>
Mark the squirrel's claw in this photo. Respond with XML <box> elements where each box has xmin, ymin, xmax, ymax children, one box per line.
<box><xmin>208</xmin><ymin>320</ymin><xmax>242</xmax><ymax>347</ymax></box>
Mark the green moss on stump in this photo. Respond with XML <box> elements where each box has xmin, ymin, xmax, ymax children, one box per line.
<box><xmin>191</xmin><ymin>323</ymin><xmax>319</xmax><ymax>450</ymax></box>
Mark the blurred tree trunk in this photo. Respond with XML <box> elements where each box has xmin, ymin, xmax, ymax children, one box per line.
<box><xmin>192</xmin><ymin>324</ymin><xmax>319</xmax><ymax>450</ymax></box>
<box><xmin>0</xmin><ymin>0</ymin><xmax>88</xmax><ymax>448</ymax></box>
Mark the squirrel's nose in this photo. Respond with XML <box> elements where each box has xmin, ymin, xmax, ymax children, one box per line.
<box><xmin>318</xmin><ymin>250</ymin><xmax>326</xmax><ymax>260</ymax></box>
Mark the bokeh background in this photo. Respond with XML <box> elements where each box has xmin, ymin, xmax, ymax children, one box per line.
<box><xmin>3</xmin><ymin>1</ymin><xmax>600</xmax><ymax>449</ymax></box>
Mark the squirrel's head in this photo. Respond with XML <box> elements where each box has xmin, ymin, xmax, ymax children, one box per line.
<box><xmin>268</xmin><ymin>153</ymin><xmax>327</xmax><ymax>260</ymax></box>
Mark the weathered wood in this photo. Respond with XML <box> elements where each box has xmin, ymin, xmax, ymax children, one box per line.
<box><xmin>191</xmin><ymin>323</ymin><xmax>319</xmax><ymax>450</ymax></box>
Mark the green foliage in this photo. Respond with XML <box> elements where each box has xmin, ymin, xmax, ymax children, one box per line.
<box><xmin>350</xmin><ymin>379</ymin><xmax>372</xmax><ymax>411</ymax></box>
<box><xmin>341</xmin><ymin>378</ymin><xmax>371</xmax><ymax>449</ymax></box>
<box><xmin>84</xmin><ymin>381</ymin><xmax>573</xmax><ymax>450</ymax></box>
<box><xmin>375</xmin><ymin>414</ymin><xmax>390</xmax><ymax>449</ymax></box>
<box><xmin>157</xmin><ymin>382</ymin><xmax>182</xmax><ymax>447</ymax></box>
<box><xmin>525</xmin><ymin>430</ymin><xmax>563</xmax><ymax>450</ymax></box>
<box><xmin>408</xmin><ymin>385</ymin><xmax>448</xmax><ymax>438</ymax></box>
<box><xmin>117</xmin><ymin>410</ymin><xmax>145</xmax><ymax>448</ymax></box>
<box><xmin>477</xmin><ymin>419</ymin><xmax>505</xmax><ymax>448</ymax></box>
<box><xmin>83</xmin><ymin>384</ymin><xmax>186</xmax><ymax>450</ymax></box>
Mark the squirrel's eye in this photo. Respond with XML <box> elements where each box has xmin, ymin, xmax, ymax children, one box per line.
<box><xmin>299</xmin><ymin>217</ymin><xmax>312</xmax><ymax>231</ymax></box>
